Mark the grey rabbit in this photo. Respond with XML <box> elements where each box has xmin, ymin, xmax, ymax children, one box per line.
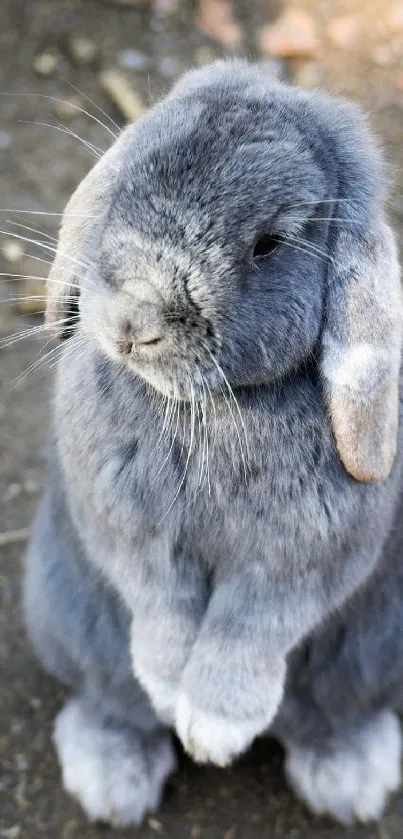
<box><xmin>24</xmin><ymin>59</ymin><xmax>403</xmax><ymax>827</ymax></box>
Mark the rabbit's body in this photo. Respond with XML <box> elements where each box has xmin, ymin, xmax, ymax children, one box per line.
<box><xmin>24</xmin><ymin>61</ymin><xmax>403</xmax><ymax>826</ymax></box>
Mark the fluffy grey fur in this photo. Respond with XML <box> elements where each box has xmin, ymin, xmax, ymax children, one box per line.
<box><xmin>24</xmin><ymin>60</ymin><xmax>403</xmax><ymax>826</ymax></box>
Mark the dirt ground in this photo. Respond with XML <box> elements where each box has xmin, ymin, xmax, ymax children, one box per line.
<box><xmin>1</xmin><ymin>1</ymin><xmax>403</xmax><ymax>837</ymax></box>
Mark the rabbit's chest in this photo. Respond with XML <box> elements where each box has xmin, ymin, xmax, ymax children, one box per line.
<box><xmin>97</xmin><ymin>390</ymin><xmax>341</xmax><ymax>563</ymax></box>
<box><xmin>58</xmin><ymin>353</ymin><xmax>348</xmax><ymax>565</ymax></box>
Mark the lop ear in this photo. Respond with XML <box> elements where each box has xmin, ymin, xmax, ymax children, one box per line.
<box><xmin>322</xmin><ymin>221</ymin><xmax>402</xmax><ymax>482</ymax></box>
<box><xmin>46</xmin><ymin>134</ymin><xmax>127</xmax><ymax>338</ymax></box>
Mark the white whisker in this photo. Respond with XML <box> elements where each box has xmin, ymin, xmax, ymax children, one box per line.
<box><xmin>0</xmin><ymin>229</ymin><xmax>95</xmax><ymax>274</ymax></box>
<box><xmin>0</xmin><ymin>274</ymin><xmax>81</xmax><ymax>290</ymax></box>
<box><xmin>60</xmin><ymin>78</ymin><xmax>121</xmax><ymax>134</ymax></box>
<box><xmin>18</xmin><ymin>120</ymin><xmax>103</xmax><ymax>158</ymax></box>
<box><xmin>155</xmin><ymin>374</ymin><xmax>195</xmax><ymax>528</ymax></box>
<box><xmin>0</xmin><ymin>89</ymin><xmax>119</xmax><ymax>138</ymax></box>
<box><xmin>203</xmin><ymin>345</ymin><xmax>249</xmax><ymax>480</ymax></box>
<box><xmin>149</xmin><ymin>398</ymin><xmax>181</xmax><ymax>487</ymax></box>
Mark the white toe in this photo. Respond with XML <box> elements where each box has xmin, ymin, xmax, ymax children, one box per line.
<box><xmin>175</xmin><ymin>693</ymin><xmax>271</xmax><ymax>767</ymax></box>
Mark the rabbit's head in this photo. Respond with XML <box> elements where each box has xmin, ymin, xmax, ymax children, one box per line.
<box><xmin>47</xmin><ymin>61</ymin><xmax>402</xmax><ymax>483</ymax></box>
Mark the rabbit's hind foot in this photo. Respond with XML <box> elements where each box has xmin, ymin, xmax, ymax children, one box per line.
<box><xmin>285</xmin><ymin>709</ymin><xmax>401</xmax><ymax>825</ymax></box>
<box><xmin>54</xmin><ymin>697</ymin><xmax>176</xmax><ymax>827</ymax></box>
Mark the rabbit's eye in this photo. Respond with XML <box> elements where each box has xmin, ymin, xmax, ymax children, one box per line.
<box><xmin>252</xmin><ymin>233</ymin><xmax>279</xmax><ymax>260</ymax></box>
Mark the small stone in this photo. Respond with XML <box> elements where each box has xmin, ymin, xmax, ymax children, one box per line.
<box><xmin>0</xmin><ymin>131</ymin><xmax>11</xmax><ymax>150</ymax></box>
<box><xmin>29</xmin><ymin>697</ymin><xmax>42</xmax><ymax>709</ymax></box>
<box><xmin>0</xmin><ymin>827</ymin><xmax>21</xmax><ymax>839</ymax></box>
<box><xmin>195</xmin><ymin>45</ymin><xmax>217</xmax><ymax>66</ymax></box>
<box><xmin>191</xmin><ymin>827</ymin><xmax>201</xmax><ymax>839</ymax></box>
<box><xmin>387</xmin><ymin>2</ymin><xmax>403</xmax><ymax>33</ymax></box>
<box><xmin>373</xmin><ymin>44</ymin><xmax>393</xmax><ymax>66</ymax></box>
<box><xmin>223</xmin><ymin>829</ymin><xmax>236</xmax><ymax>839</ymax></box>
<box><xmin>1</xmin><ymin>240</ymin><xmax>25</xmax><ymax>263</ymax></box>
<box><xmin>153</xmin><ymin>0</ymin><xmax>182</xmax><ymax>16</ymax></box>
<box><xmin>197</xmin><ymin>0</ymin><xmax>243</xmax><ymax>48</ymax></box>
<box><xmin>33</xmin><ymin>53</ymin><xmax>59</xmax><ymax>76</ymax></box>
<box><xmin>108</xmin><ymin>0</ymin><xmax>144</xmax><ymax>5</ymax></box>
<box><xmin>292</xmin><ymin>58</ymin><xmax>321</xmax><ymax>88</ymax></box>
<box><xmin>118</xmin><ymin>49</ymin><xmax>150</xmax><ymax>71</ymax></box>
<box><xmin>14</xmin><ymin>776</ymin><xmax>27</xmax><ymax>808</ymax></box>
<box><xmin>326</xmin><ymin>15</ymin><xmax>361</xmax><ymax>49</ymax></box>
<box><xmin>54</xmin><ymin>95</ymin><xmax>84</xmax><ymax>121</ymax></box>
<box><xmin>4</xmin><ymin>483</ymin><xmax>22</xmax><ymax>502</ymax></box>
<box><xmin>259</xmin><ymin>8</ymin><xmax>319</xmax><ymax>59</ymax></box>
<box><xmin>148</xmin><ymin>817</ymin><xmax>163</xmax><ymax>832</ymax></box>
<box><xmin>62</xmin><ymin>821</ymin><xmax>78</xmax><ymax>839</ymax></box>
<box><xmin>258</xmin><ymin>58</ymin><xmax>287</xmax><ymax>81</ymax></box>
<box><xmin>16</xmin><ymin>280</ymin><xmax>46</xmax><ymax>314</ymax></box>
<box><xmin>158</xmin><ymin>55</ymin><xmax>182</xmax><ymax>77</ymax></box>
<box><xmin>16</xmin><ymin>754</ymin><xmax>28</xmax><ymax>772</ymax></box>
<box><xmin>100</xmin><ymin>69</ymin><xmax>146</xmax><ymax>121</ymax></box>
<box><xmin>23</xmin><ymin>477</ymin><xmax>41</xmax><ymax>495</ymax></box>
<box><xmin>66</xmin><ymin>36</ymin><xmax>98</xmax><ymax>67</ymax></box>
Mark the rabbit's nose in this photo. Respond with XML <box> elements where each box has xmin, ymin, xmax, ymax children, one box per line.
<box><xmin>118</xmin><ymin>308</ymin><xmax>166</xmax><ymax>354</ymax></box>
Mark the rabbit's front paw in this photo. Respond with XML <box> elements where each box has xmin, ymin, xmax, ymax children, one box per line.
<box><xmin>175</xmin><ymin>693</ymin><xmax>272</xmax><ymax>766</ymax></box>
<box><xmin>175</xmin><ymin>653</ymin><xmax>286</xmax><ymax>765</ymax></box>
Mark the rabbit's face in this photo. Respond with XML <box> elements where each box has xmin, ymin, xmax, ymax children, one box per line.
<box><xmin>49</xmin><ymin>62</ymin><xmax>402</xmax><ymax>482</ymax></box>
<box><xmin>79</xmin><ymin>89</ymin><xmax>331</xmax><ymax>399</ymax></box>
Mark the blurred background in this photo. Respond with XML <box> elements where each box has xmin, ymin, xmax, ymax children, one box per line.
<box><xmin>0</xmin><ymin>1</ymin><xmax>403</xmax><ymax>837</ymax></box>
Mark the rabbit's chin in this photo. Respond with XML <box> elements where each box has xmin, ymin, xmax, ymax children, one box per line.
<box><xmin>102</xmin><ymin>349</ymin><xmax>222</xmax><ymax>402</ymax></box>
<box><xmin>129</xmin><ymin>362</ymin><xmax>219</xmax><ymax>402</ymax></box>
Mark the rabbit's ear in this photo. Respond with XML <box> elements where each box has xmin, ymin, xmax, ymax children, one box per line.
<box><xmin>46</xmin><ymin>138</ymin><xmax>125</xmax><ymax>339</ymax></box>
<box><xmin>321</xmin><ymin>221</ymin><xmax>402</xmax><ymax>482</ymax></box>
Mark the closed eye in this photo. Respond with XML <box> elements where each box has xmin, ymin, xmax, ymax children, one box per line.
<box><xmin>252</xmin><ymin>233</ymin><xmax>281</xmax><ymax>261</ymax></box>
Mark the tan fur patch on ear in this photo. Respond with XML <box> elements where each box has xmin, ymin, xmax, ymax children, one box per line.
<box><xmin>323</xmin><ymin>339</ymin><xmax>399</xmax><ymax>481</ymax></box>
<box><xmin>322</xmin><ymin>223</ymin><xmax>402</xmax><ymax>483</ymax></box>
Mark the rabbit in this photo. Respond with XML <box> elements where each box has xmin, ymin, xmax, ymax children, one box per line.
<box><xmin>23</xmin><ymin>58</ymin><xmax>403</xmax><ymax>828</ymax></box>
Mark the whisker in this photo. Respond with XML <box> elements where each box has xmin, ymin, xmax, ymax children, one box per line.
<box><xmin>0</xmin><ymin>295</ymin><xmax>77</xmax><ymax>304</ymax></box>
<box><xmin>277</xmin><ymin>235</ymin><xmax>332</xmax><ymax>266</ymax></box>
<box><xmin>7</xmin><ymin>220</ymin><xmax>59</xmax><ymax>244</ymax></box>
<box><xmin>0</xmin><ymin>90</ymin><xmax>119</xmax><ymax>138</ymax></box>
<box><xmin>0</xmin><ymin>229</ymin><xmax>94</xmax><ymax>274</ymax></box>
<box><xmin>149</xmin><ymin>397</ymin><xmax>181</xmax><ymax>487</ymax></box>
<box><xmin>0</xmin><ymin>210</ymin><xmax>101</xmax><ymax>218</ymax></box>
<box><xmin>48</xmin><ymin>336</ymin><xmax>89</xmax><ymax>371</ymax></box>
<box><xmin>60</xmin><ymin>77</ymin><xmax>121</xmax><ymax>134</ymax></box>
<box><xmin>17</xmin><ymin>253</ymin><xmax>92</xmax><ymax>286</ymax></box>
<box><xmin>18</xmin><ymin>120</ymin><xmax>103</xmax><ymax>158</ymax></box>
<box><xmin>155</xmin><ymin>374</ymin><xmax>195</xmax><ymax>528</ymax></box>
<box><xmin>201</xmin><ymin>378</ymin><xmax>211</xmax><ymax>496</ymax></box>
<box><xmin>152</xmin><ymin>392</ymin><xmax>174</xmax><ymax>459</ymax></box>
<box><xmin>283</xmin><ymin>233</ymin><xmax>334</xmax><ymax>263</ymax></box>
<box><xmin>0</xmin><ymin>273</ymin><xmax>81</xmax><ymax>290</ymax></box>
<box><xmin>202</xmin><ymin>345</ymin><xmax>249</xmax><ymax>480</ymax></box>
<box><xmin>9</xmin><ymin>340</ymin><xmax>64</xmax><ymax>387</ymax></box>
<box><xmin>0</xmin><ymin>318</ymin><xmax>68</xmax><ymax>349</ymax></box>
<box><xmin>285</xmin><ymin>216</ymin><xmax>362</xmax><ymax>224</ymax></box>
<box><xmin>190</xmin><ymin>380</ymin><xmax>204</xmax><ymax>492</ymax></box>
<box><xmin>287</xmin><ymin>198</ymin><xmax>362</xmax><ymax>207</ymax></box>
